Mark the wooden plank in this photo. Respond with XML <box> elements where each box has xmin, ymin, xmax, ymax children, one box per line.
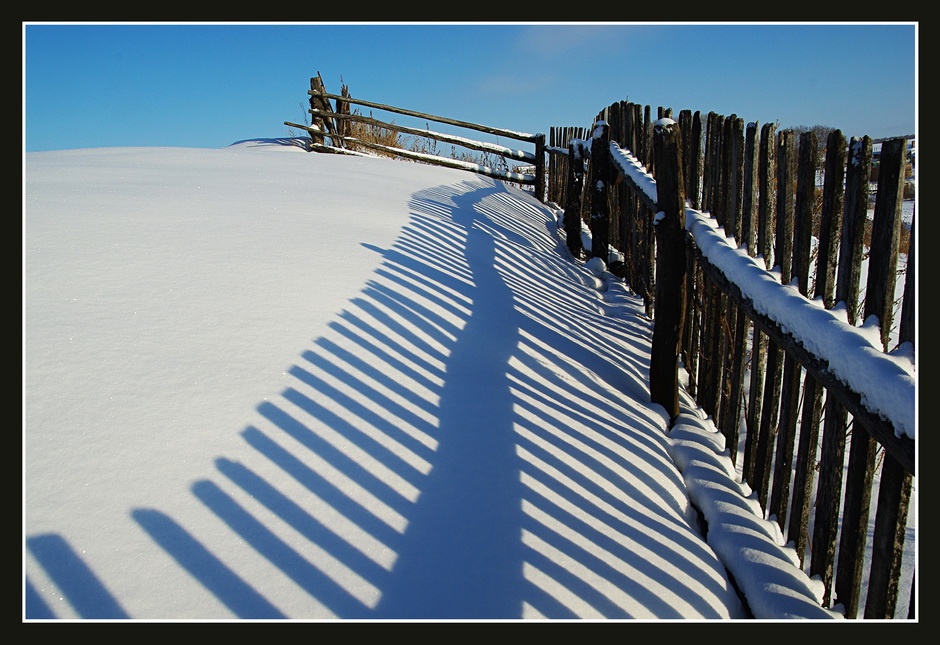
<box><xmin>743</xmin><ymin>123</ymin><xmax>775</xmax><ymax>483</ymax></box>
<box><xmin>752</xmin><ymin>130</ymin><xmax>796</xmax><ymax>508</ymax></box>
<box><xmin>309</xmin><ymin>108</ymin><xmax>538</xmax><ymax>163</ymax></box>
<box><xmin>757</xmin><ymin>123</ymin><xmax>777</xmax><ymax>264</ymax></box>
<box><xmin>810</xmin><ymin>136</ymin><xmax>873</xmax><ymax>602</ymax></box>
<box><xmin>836</xmin><ymin>136</ymin><xmax>873</xmax><ymax>324</ymax></box>
<box><xmin>835</xmin><ymin>136</ymin><xmax>908</xmax><ymax>618</ymax></box>
<box><xmin>865</xmin><ymin>454</ymin><xmax>913</xmax><ymax>618</ymax></box>
<box><xmin>816</xmin><ymin>130</ymin><xmax>848</xmax><ymax>308</ymax></box>
<box><xmin>313</xmin><ymin>133</ymin><xmax>535</xmax><ymax>184</ymax></box>
<box><xmin>769</xmin><ymin>131</ymin><xmax>816</xmax><ymax>526</ymax></box>
<box><xmin>864</xmin><ymin>213</ymin><xmax>916</xmax><ymax>618</ymax></box>
<box><xmin>310</xmin><ymin>89</ymin><xmax>539</xmax><ymax>143</ymax></box>
<box><xmin>722</xmin><ymin>120</ymin><xmax>758</xmax><ymax>467</ymax></box>
<box><xmin>718</xmin><ymin>117</ymin><xmax>746</xmax><ymax>444</ymax></box>
<box><xmin>788</xmin><ymin>130</ymin><xmax>848</xmax><ymax>564</ymax></box>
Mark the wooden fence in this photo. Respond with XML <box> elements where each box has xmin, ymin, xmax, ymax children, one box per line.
<box><xmin>548</xmin><ymin>100</ymin><xmax>915</xmax><ymax>620</ymax></box>
<box><xmin>283</xmin><ymin>77</ymin><xmax>915</xmax><ymax>619</ymax></box>
<box><xmin>284</xmin><ymin>74</ymin><xmax>547</xmax><ymax>199</ymax></box>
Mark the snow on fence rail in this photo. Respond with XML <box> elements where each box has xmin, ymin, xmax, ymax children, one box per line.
<box><xmin>547</xmin><ymin>102</ymin><xmax>914</xmax><ymax>620</ymax></box>
<box><xmin>284</xmin><ymin>73</ymin><xmax>547</xmax><ymax>197</ymax></box>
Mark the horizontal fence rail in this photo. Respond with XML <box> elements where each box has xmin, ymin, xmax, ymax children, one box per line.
<box><xmin>285</xmin><ymin>74</ymin><xmax>547</xmax><ymax>197</ymax></box>
<box><xmin>548</xmin><ymin>100</ymin><xmax>915</xmax><ymax>620</ymax></box>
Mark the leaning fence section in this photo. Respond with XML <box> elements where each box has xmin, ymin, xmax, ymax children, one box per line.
<box><xmin>549</xmin><ymin>99</ymin><xmax>915</xmax><ymax>620</ymax></box>
<box><xmin>285</xmin><ymin>74</ymin><xmax>547</xmax><ymax>200</ymax></box>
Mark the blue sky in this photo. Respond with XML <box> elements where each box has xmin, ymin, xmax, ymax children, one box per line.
<box><xmin>23</xmin><ymin>22</ymin><xmax>917</xmax><ymax>153</ymax></box>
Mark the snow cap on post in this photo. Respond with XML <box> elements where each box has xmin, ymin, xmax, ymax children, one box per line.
<box><xmin>654</xmin><ymin>117</ymin><xmax>678</xmax><ymax>133</ymax></box>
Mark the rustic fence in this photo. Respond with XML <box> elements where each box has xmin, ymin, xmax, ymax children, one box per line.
<box><xmin>284</xmin><ymin>74</ymin><xmax>547</xmax><ymax>199</ymax></box>
<box><xmin>284</xmin><ymin>76</ymin><xmax>915</xmax><ymax>619</ymax></box>
<box><xmin>548</xmin><ymin>100</ymin><xmax>915</xmax><ymax>620</ymax></box>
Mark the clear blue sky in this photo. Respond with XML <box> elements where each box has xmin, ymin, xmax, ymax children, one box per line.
<box><xmin>23</xmin><ymin>22</ymin><xmax>917</xmax><ymax>153</ymax></box>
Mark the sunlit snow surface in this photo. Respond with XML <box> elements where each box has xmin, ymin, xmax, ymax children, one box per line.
<box><xmin>25</xmin><ymin>140</ymin><xmax>893</xmax><ymax>620</ymax></box>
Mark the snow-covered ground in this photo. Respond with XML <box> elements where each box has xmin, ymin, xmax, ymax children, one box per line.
<box><xmin>23</xmin><ymin>139</ymin><xmax>912</xmax><ymax>621</ymax></box>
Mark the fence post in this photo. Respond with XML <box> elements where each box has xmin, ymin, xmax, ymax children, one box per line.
<box><xmin>535</xmin><ymin>133</ymin><xmax>547</xmax><ymax>202</ymax></box>
<box><xmin>564</xmin><ymin>140</ymin><xmax>585</xmax><ymax>259</ymax></box>
<box><xmin>309</xmin><ymin>73</ymin><xmax>343</xmax><ymax>148</ymax></box>
<box><xmin>649</xmin><ymin>118</ymin><xmax>686</xmax><ymax>422</ymax></box>
<box><xmin>308</xmin><ymin>77</ymin><xmax>326</xmax><ymax>147</ymax></box>
<box><xmin>588</xmin><ymin>121</ymin><xmax>610</xmax><ymax>263</ymax></box>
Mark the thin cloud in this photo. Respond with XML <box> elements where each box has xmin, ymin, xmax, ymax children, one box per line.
<box><xmin>514</xmin><ymin>24</ymin><xmax>641</xmax><ymax>58</ymax></box>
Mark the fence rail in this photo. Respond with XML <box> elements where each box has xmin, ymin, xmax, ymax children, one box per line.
<box><xmin>284</xmin><ymin>75</ymin><xmax>546</xmax><ymax>197</ymax></box>
<box><xmin>548</xmin><ymin>99</ymin><xmax>915</xmax><ymax>620</ymax></box>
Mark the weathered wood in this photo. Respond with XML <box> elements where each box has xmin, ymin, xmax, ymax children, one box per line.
<box><xmin>564</xmin><ymin>140</ymin><xmax>585</xmax><ymax>259</ymax></box>
<box><xmin>757</xmin><ymin>122</ymin><xmax>777</xmax><ymax>265</ymax></box>
<box><xmin>649</xmin><ymin>119</ymin><xmax>686</xmax><ymax>422</ymax></box>
<box><xmin>546</xmin><ymin>106</ymin><xmax>913</xmax><ymax>618</ymax></box>
<box><xmin>310</xmin><ymin>73</ymin><xmax>344</xmax><ymax>147</ymax></box>
<box><xmin>534</xmin><ymin>133</ymin><xmax>547</xmax><ymax>203</ymax></box>
<box><xmin>741</xmin><ymin>122</ymin><xmax>759</xmax><ymax>256</ymax></box>
<box><xmin>867</xmin><ymin>137</ymin><xmax>907</xmax><ymax>348</ymax></box>
<box><xmin>608</xmin><ymin>102</ymin><xmax>623</xmax><ymax>250</ymax></box>
<box><xmin>864</xmin><ymin>219</ymin><xmax>916</xmax><ymax>617</ymax></box>
<box><xmin>545</xmin><ymin>102</ymin><xmax>913</xmax><ymax>619</ymax></box>
<box><xmin>753</xmin><ymin>130</ymin><xmax>796</xmax><ymax>507</ymax></box>
<box><xmin>684</xmin><ymin>256</ymin><xmax>702</xmax><ymax>397</ymax></box>
<box><xmin>307</xmin><ymin>75</ymin><xmax>326</xmax><ymax>146</ymax></box>
<box><xmin>836</xmin><ymin>136</ymin><xmax>908</xmax><ymax>618</ymax></box>
<box><xmin>309</xmin><ymin>108</ymin><xmax>537</xmax><ymax>163</ymax></box>
<box><xmin>725</xmin><ymin>116</ymin><xmax>744</xmax><ymax>240</ymax></box>
<box><xmin>588</xmin><ymin>122</ymin><xmax>611</xmax><ymax>263</ymax></box>
<box><xmin>698</xmin><ymin>280</ymin><xmax>719</xmax><ymax>419</ymax></box>
<box><xmin>336</xmin><ymin>81</ymin><xmax>352</xmax><ymax>139</ymax></box>
<box><xmin>310</xmin><ymin>89</ymin><xmax>539</xmax><ymax>143</ymax></box>
<box><xmin>811</xmin><ymin>136</ymin><xmax>872</xmax><ymax>602</ymax></box>
<box><xmin>769</xmin><ymin>131</ymin><xmax>815</xmax><ymax>526</ymax></box>
<box><xmin>775</xmin><ymin>130</ymin><xmax>797</xmax><ymax>283</ymax></box>
<box><xmin>865</xmin><ymin>453</ymin><xmax>913</xmax><ymax>618</ymax></box>
<box><xmin>836</xmin><ymin>427</ymin><xmax>879</xmax><ymax>618</ymax></box>
<box><xmin>816</xmin><ymin>130</ymin><xmax>848</xmax><ymax>308</ymax></box>
<box><xmin>837</xmin><ymin>136</ymin><xmax>873</xmax><ymax>323</ymax></box>
<box><xmin>743</xmin><ymin>123</ymin><xmax>775</xmax><ymax>483</ymax></box>
<box><xmin>677</xmin><ymin>111</ymin><xmax>702</xmax><ymax>395</ymax></box>
<box><xmin>701</xmin><ymin>115</ymin><xmax>730</xmax><ymax>430</ymax></box>
<box><xmin>305</xmin><ymin>132</ymin><xmax>535</xmax><ymax>184</ymax></box>
<box><xmin>717</xmin><ymin>118</ymin><xmax>746</xmax><ymax>446</ymax></box>
<box><xmin>686</xmin><ymin>239</ymin><xmax>913</xmax><ymax>474</ymax></box>
<box><xmin>788</xmin><ymin>131</ymin><xmax>847</xmax><ymax>564</ymax></box>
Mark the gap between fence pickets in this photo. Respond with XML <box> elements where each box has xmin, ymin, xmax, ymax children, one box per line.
<box><xmin>601</xmin><ymin>137</ymin><xmax>913</xmax><ymax>447</ymax></box>
<box><xmin>683</xmin><ymin>208</ymin><xmax>915</xmax><ymax>446</ymax></box>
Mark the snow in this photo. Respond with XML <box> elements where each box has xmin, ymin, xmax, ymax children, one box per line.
<box><xmin>610</xmin><ymin>119</ymin><xmax>915</xmax><ymax>440</ymax></box>
<box><xmin>23</xmin><ymin>139</ymin><xmax>909</xmax><ymax>621</ymax></box>
<box><xmin>684</xmin><ymin>211</ymin><xmax>915</xmax><ymax>440</ymax></box>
